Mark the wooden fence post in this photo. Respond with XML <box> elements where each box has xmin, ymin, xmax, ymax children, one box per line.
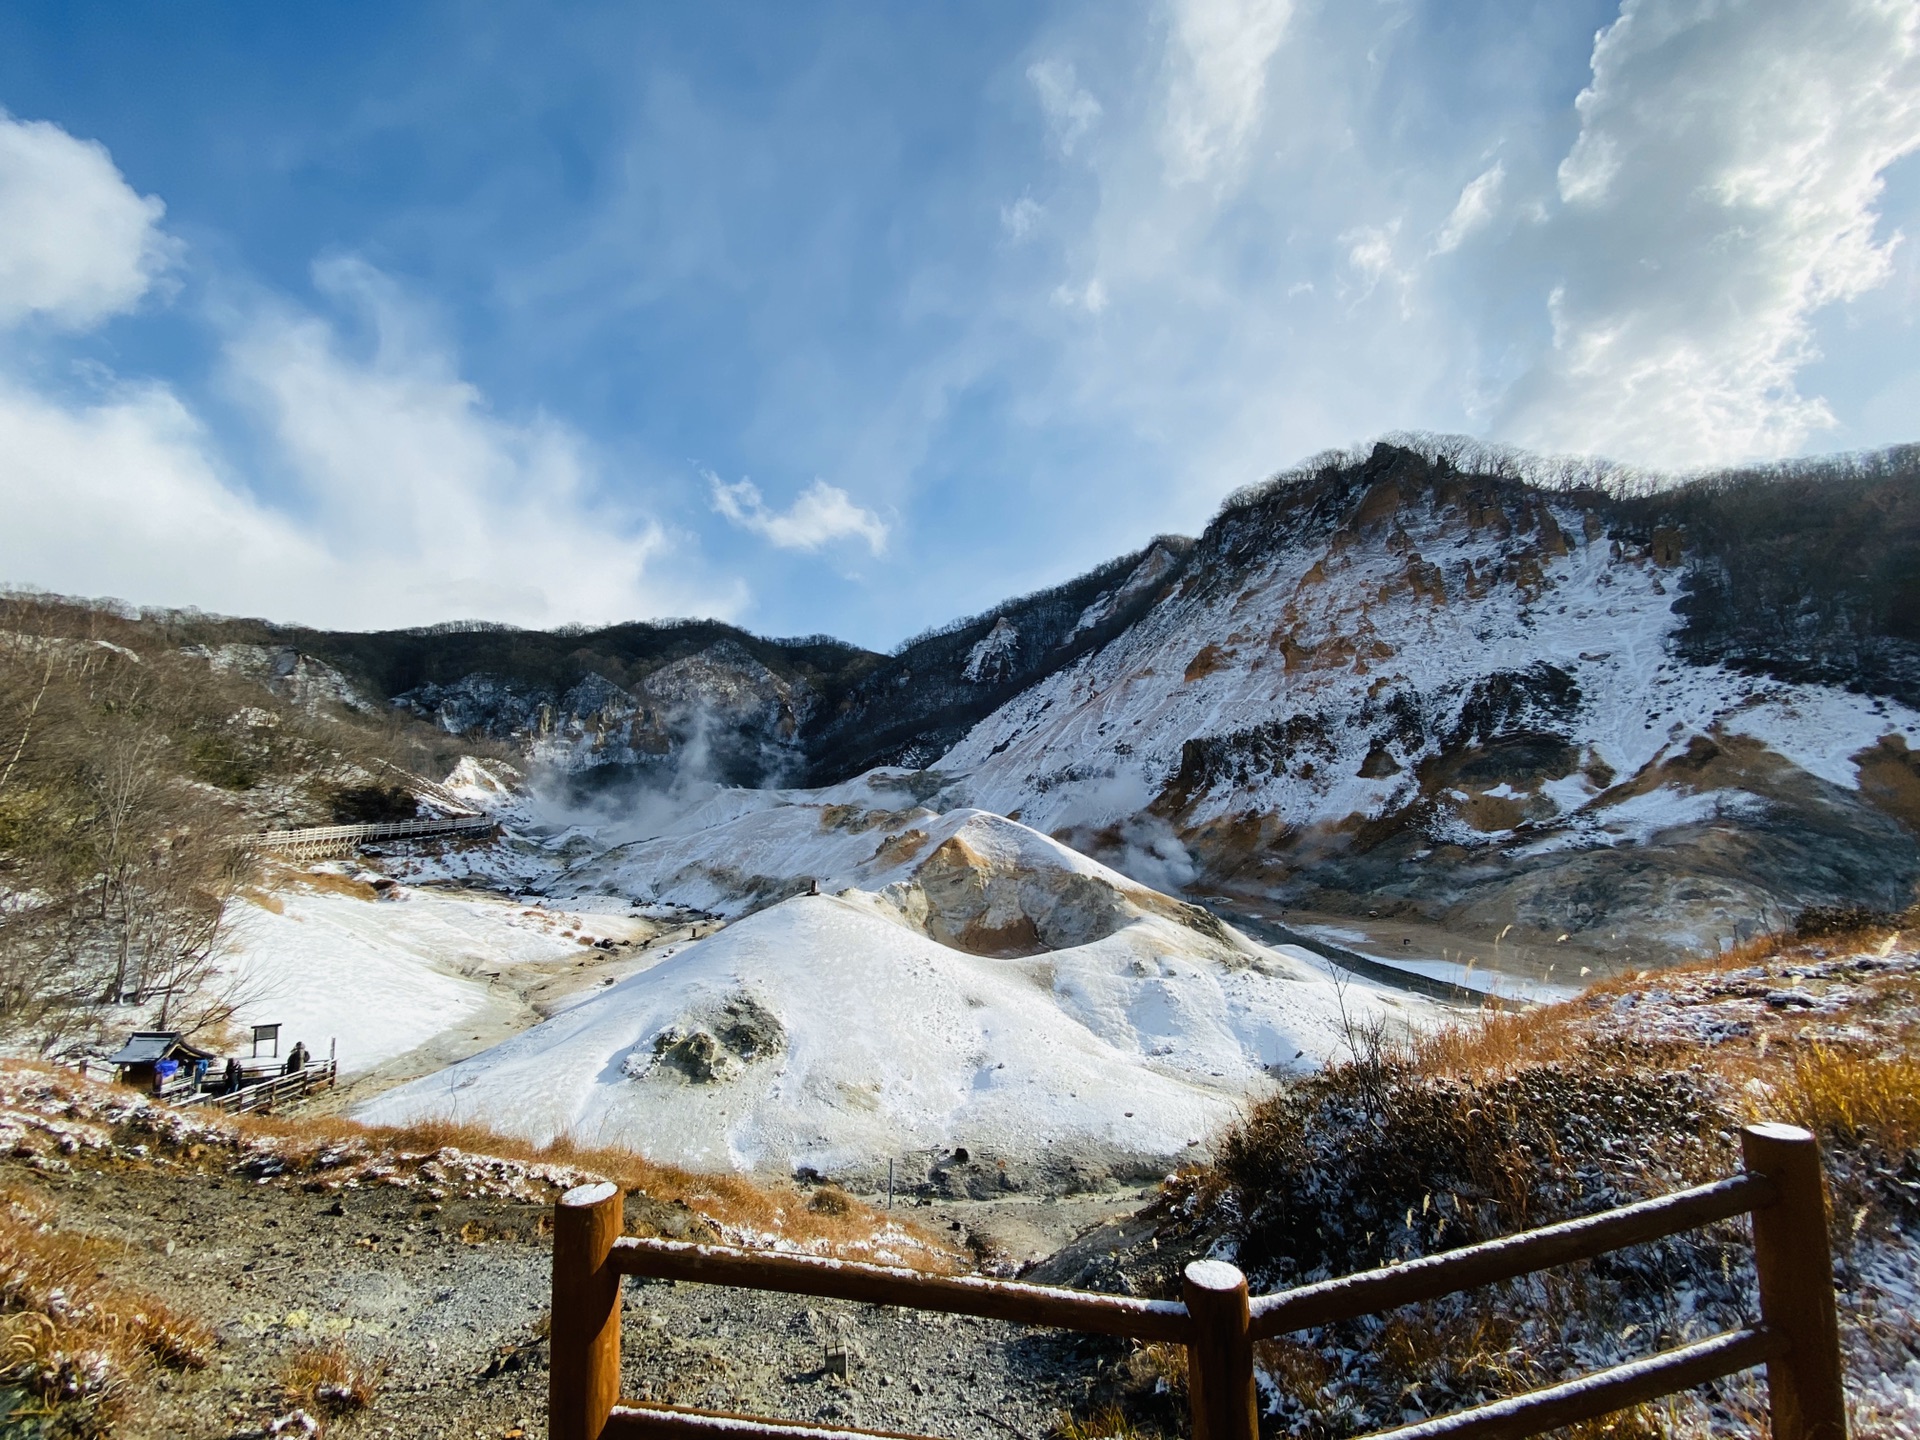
<box><xmin>1742</xmin><ymin>1123</ymin><xmax>1847</xmax><ymax>1440</ymax></box>
<box><xmin>552</xmin><ymin>1180</ymin><xmax>624</xmax><ymax>1440</ymax></box>
<box><xmin>1184</xmin><ymin>1260</ymin><xmax>1257</xmax><ymax>1440</ymax></box>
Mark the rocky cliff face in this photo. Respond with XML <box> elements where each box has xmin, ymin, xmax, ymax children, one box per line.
<box><xmin>935</xmin><ymin>443</ymin><xmax>1920</xmax><ymax>962</ymax></box>
<box><xmin>394</xmin><ymin>638</ymin><xmax>815</xmax><ymax>785</ymax></box>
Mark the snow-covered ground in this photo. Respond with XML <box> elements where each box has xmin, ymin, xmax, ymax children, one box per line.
<box><xmin>354</xmin><ymin>888</ymin><xmax>1435</xmax><ymax>1180</ymax></box>
<box><xmin>224</xmin><ymin>871</ymin><xmax>657</xmax><ymax>1076</ymax></box>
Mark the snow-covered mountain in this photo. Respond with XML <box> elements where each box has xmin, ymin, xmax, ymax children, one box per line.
<box><xmin>358</xmin><ymin>808</ymin><xmax>1435</xmax><ymax>1186</ymax></box>
<box><xmin>931</xmin><ymin>443</ymin><xmax>1920</xmax><ymax>962</ymax></box>
<box><xmin>197</xmin><ymin>436</ymin><xmax>1918</xmax><ymax>1182</ymax></box>
<box><xmin>207</xmin><ymin>438</ymin><xmax>1920</xmax><ymax>966</ymax></box>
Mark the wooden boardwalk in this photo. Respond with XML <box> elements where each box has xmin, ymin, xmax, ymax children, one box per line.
<box><xmin>239</xmin><ymin>813</ymin><xmax>495</xmax><ymax>859</ymax></box>
<box><xmin>173</xmin><ymin>1060</ymin><xmax>338</xmax><ymax>1114</ymax></box>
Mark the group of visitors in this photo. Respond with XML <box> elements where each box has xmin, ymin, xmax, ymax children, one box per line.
<box><xmin>149</xmin><ymin>1040</ymin><xmax>311</xmax><ymax>1097</ymax></box>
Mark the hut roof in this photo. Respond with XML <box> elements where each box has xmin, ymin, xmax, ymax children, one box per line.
<box><xmin>106</xmin><ymin>1032</ymin><xmax>215</xmax><ymax>1065</ymax></box>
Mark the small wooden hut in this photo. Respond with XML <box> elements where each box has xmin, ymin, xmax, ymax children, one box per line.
<box><xmin>105</xmin><ymin>1032</ymin><xmax>215</xmax><ymax>1090</ymax></box>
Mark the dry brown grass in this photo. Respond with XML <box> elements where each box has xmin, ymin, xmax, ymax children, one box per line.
<box><xmin>1775</xmin><ymin>1044</ymin><xmax>1920</xmax><ymax>1154</ymax></box>
<box><xmin>278</xmin><ymin>1339</ymin><xmax>384</xmax><ymax>1417</ymax></box>
<box><xmin>280</xmin><ymin>867</ymin><xmax>382</xmax><ymax>902</ymax></box>
<box><xmin>0</xmin><ymin>1185</ymin><xmax>211</xmax><ymax>1435</ymax></box>
<box><xmin>1252</xmin><ymin>1337</ymin><xmax>1326</xmax><ymax>1411</ymax></box>
<box><xmin>1121</xmin><ymin>1341</ymin><xmax>1187</xmax><ymax>1396</ymax></box>
<box><xmin>221</xmin><ymin>1109</ymin><xmax>963</xmax><ymax>1267</ymax></box>
<box><xmin>805</xmin><ymin>1184</ymin><xmax>854</xmax><ymax>1217</ymax></box>
<box><xmin>1</xmin><ymin>1061</ymin><xmax>963</xmax><ymax>1268</ymax></box>
<box><xmin>1199</xmin><ymin>920</ymin><xmax>1920</xmax><ymax>1437</ymax></box>
<box><xmin>1405</xmin><ymin>998</ymin><xmax>1585</xmax><ymax>1081</ymax></box>
<box><xmin>1050</xmin><ymin>1401</ymin><xmax>1149</xmax><ymax>1440</ymax></box>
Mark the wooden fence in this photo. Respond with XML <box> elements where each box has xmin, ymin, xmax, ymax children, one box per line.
<box><xmin>548</xmin><ymin>1122</ymin><xmax>1846</xmax><ymax>1440</ymax></box>
<box><xmin>174</xmin><ymin>1059</ymin><xmax>338</xmax><ymax>1114</ymax></box>
<box><xmin>237</xmin><ymin>814</ymin><xmax>495</xmax><ymax>859</ymax></box>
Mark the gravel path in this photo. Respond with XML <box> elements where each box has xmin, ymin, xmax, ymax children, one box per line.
<box><xmin>8</xmin><ymin>1157</ymin><xmax>1161</xmax><ymax>1439</ymax></box>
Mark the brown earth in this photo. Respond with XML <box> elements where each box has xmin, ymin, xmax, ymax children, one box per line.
<box><xmin>2</xmin><ymin>1152</ymin><xmax>1148</xmax><ymax>1440</ymax></box>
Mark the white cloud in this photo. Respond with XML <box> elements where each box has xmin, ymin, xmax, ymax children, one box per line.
<box><xmin>1000</xmin><ymin>195</ymin><xmax>1044</xmax><ymax>241</ymax></box>
<box><xmin>1050</xmin><ymin>277</ymin><xmax>1110</xmax><ymax>314</ymax></box>
<box><xmin>1500</xmin><ymin>0</ymin><xmax>1920</xmax><ymax>468</ymax></box>
<box><xmin>0</xmin><ymin>248</ymin><xmax>736</xmax><ymax>625</ymax></box>
<box><xmin>1341</xmin><ymin>221</ymin><xmax>1413</xmax><ymax>312</ymax></box>
<box><xmin>1027</xmin><ymin>59</ymin><xmax>1103</xmax><ymax>158</ymax></box>
<box><xmin>709</xmin><ymin>473</ymin><xmax>889</xmax><ymax>555</ymax></box>
<box><xmin>0</xmin><ymin>110</ymin><xmax>178</xmax><ymax>331</ymax></box>
<box><xmin>1161</xmin><ymin>0</ymin><xmax>1294</xmax><ymax>185</ymax></box>
<box><xmin>1344</xmin><ymin>224</ymin><xmax>1398</xmax><ymax>290</ymax></box>
<box><xmin>1432</xmin><ymin>162</ymin><xmax>1505</xmax><ymax>255</ymax></box>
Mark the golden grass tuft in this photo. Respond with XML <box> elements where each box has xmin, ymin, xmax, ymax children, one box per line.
<box><xmin>1050</xmin><ymin>1402</ymin><xmax>1149</xmax><ymax>1440</ymax></box>
<box><xmin>805</xmin><ymin>1185</ymin><xmax>854</xmax><ymax>1217</ymax></box>
<box><xmin>1775</xmin><ymin>1044</ymin><xmax>1920</xmax><ymax>1155</ymax></box>
<box><xmin>1252</xmin><ymin>1337</ymin><xmax>1326</xmax><ymax>1410</ymax></box>
<box><xmin>279</xmin><ymin>1339</ymin><xmax>383</xmax><ymax>1416</ymax></box>
<box><xmin>287</xmin><ymin>869</ymin><xmax>383</xmax><ymax>901</ymax></box>
<box><xmin>1120</xmin><ymin>1341</ymin><xmax>1187</xmax><ymax>1397</ymax></box>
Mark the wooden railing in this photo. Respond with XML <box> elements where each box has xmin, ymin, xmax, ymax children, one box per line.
<box><xmin>174</xmin><ymin>1060</ymin><xmax>338</xmax><ymax>1114</ymax></box>
<box><xmin>548</xmin><ymin>1123</ymin><xmax>1847</xmax><ymax>1440</ymax></box>
<box><xmin>237</xmin><ymin>814</ymin><xmax>495</xmax><ymax>857</ymax></box>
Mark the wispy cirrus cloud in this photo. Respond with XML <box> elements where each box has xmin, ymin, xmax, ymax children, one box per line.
<box><xmin>1432</xmin><ymin>162</ymin><xmax>1505</xmax><ymax>256</ymax></box>
<box><xmin>1027</xmin><ymin>59</ymin><xmax>1103</xmax><ymax>157</ymax></box>
<box><xmin>1160</xmin><ymin>0</ymin><xmax>1293</xmax><ymax>186</ymax></box>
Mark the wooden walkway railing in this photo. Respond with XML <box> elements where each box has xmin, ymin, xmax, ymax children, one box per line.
<box><xmin>549</xmin><ymin>1122</ymin><xmax>1847</xmax><ymax>1440</ymax></box>
<box><xmin>238</xmin><ymin>814</ymin><xmax>495</xmax><ymax>858</ymax></box>
<box><xmin>174</xmin><ymin>1060</ymin><xmax>338</xmax><ymax>1114</ymax></box>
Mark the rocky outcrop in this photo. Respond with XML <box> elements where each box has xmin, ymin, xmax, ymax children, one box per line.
<box><xmin>394</xmin><ymin>639</ymin><xmax>814</xmax><ymax>785</ymax></box>
<box><xmin>940</xmin><ymin>442</ymin><xmax>1920</xmax><ymax>967</ymax></box>
<box><xmin>186</xmin><ymin>643</ymin><xmax>374</xmax><ymax>715</ymax></box>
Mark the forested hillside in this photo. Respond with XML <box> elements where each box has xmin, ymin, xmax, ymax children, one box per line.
<box><xmin>0</xmin><ymin>593</ymin><xmax>479</xmax><ymax>1050</ymax></box>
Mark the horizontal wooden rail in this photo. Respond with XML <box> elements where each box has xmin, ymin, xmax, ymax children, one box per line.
<box><xmin>1360</xmin><ymin>1325</ymin><xmax>1786</xmax><ymax>1440</ymax></box>
<box><xmin>606</xmin><ymin>1402</ymin><xmax>936</xmax><ymax>1440</ymax></box>
<box><xmin>237</xmin><ymin>814</ymin><xmax>493</xmax><ymax>850</ymax></box>
<box><xmin>553</xmin><ymin>1124</ymin><xmax>1847</xmax><ymax>1440</ymax></box>
<box><xmin>174</xmin><ymin>1060</ymin><xmax>337</xmax><ymax>1114</ymax></box>
<box><xmin>611</xmin><ymin>1236</ymin><xmax>1191</xmax><ymax>1342</ymax></box>
<box><xmin>1250</xmin><ymin>1172</ymin><xmax>1775</xmax><ymax>1338</ymax></box>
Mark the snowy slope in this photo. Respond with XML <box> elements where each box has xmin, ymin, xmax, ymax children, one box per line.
<box><xmin>914</xmin><ymin>457</ymin><xmax>1920</xmax><ymax>958</ymax></box>
<box><xmin>225</xmin><ymin>876</ymin><xmax>653</xmax><ymax>1075</ymax></box>
<box><xmin>942</xmin><ymin>483</ymin><xmax>1919</xmax><ymax>842</ymax></box>
<box><xmin>354</xmin><ymin>891</ymin><xmax>1433</xmax><ymax>1180</ymax></box>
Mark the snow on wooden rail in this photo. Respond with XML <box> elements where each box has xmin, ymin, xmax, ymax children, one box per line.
<box><xmin>237</xmin><ymin>814</ymin><xmax>495</xmax><ymax>857</ymax></box>
<box><xmin>548</xmin><ymin>1123</ymin><xmax>1848</xmax><ymax>1440</ymax></box>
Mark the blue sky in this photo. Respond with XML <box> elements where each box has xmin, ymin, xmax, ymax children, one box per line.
<box><xmin>1</xmin><ymin>1</ymin><xmax>1916</xmax><ymax>648</ymax></box>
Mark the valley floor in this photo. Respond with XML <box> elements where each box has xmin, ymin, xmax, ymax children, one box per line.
<box><xmin>3</xmin><ymin>918</ymin><xmax>1913</xmax><ymax>1439</ymax></box>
